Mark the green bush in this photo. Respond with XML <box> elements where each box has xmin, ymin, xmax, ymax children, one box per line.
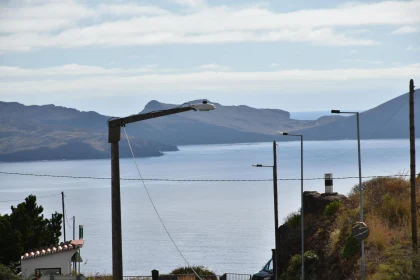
<box><xmin>379</xmin><ymin>194</ymin><xmax>410</xmax><ymax>225</ymax></box>
<box><xmin>171</xmin><ymin>266</ymin><xmax>216</xmax><ymax>279</ymax></box>
<box><xmin>286</xmin><ymin>254</ymin><xmax>302</xmax><ymax>279</ymax></box>
<box><xmin>86</xmin><ymin>275</ymin><xmax>112</xmax><ymax>280</ymax></box>
<box><xmin>373</xmin><ymin>254</ymin><xmax>420</xmax><ymax>280</ymax></box>
<box><xmin>0</xmin><ymin>264</ymin><xmax>20</xmax><ymax>280</ymax></box>
<box><xmin>324</xmin><ymin>201</ymin><xmax>343</xmax><ymax>217</ymax></box>
<box><xmin>341</xmin><ymin>235</ymin><xmax>360</xmax><ymax>259</ymax></box>
<box><xmin>286</xmin><ymin>251</ymin><xmax>319</xmax><ymax>280</ymax></box>
<box><xmin>305</xmin><ymin>250</ymin><xmax>320</xmax><ymax>267</ymax></box>
<box><xmin>285</xmin><ymin>211</ymin><xmax>301</xmax><ymax>227</ymax></box>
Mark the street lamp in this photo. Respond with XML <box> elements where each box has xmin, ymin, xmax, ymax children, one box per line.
<box><xmin>108</xmin><ymin>100</ymin><xmax>216</xmax><ymax>279</ymax></box>
<box><xmin>279</xmin><ymin>132</ymin><xmax>304</xmax><ymax>280</ymax></box>
<box><xmin>252</xmin><ymin>141</ymin><xmax>279</xmax><ymax>280</ymax></box>
<box><xmin>331</xmin><ymin>109</ymin><xmax>365</xmax><ymax>280</ymax></box>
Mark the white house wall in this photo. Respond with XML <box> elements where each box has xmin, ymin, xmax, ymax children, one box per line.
<box><xmin>21</xmin><ymin>250</ymin><xmax>76</xmax><ymax>279</ymax></box>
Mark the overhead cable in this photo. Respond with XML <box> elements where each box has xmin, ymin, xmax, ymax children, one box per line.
<box><xmin>0</xmin><ymin>171</ymin><xmax>409</xmax><ymax>182</ymax></box>
<box><xmin>0</xmin><ymin>193</ymin><xmax>61</xmax><ymax>203</ymax></box>
<box><xmin>123</xmin><ymin>127</ymin><xmax>203</xmax><ymax>280</ymax></box>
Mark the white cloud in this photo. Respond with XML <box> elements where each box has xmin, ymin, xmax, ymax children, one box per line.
<box><xmin>0</xmin><ymin>2</ymin><xmax>168</xmax><ymax>33</ymax></box>
<box><xmin>0</xmin><ymin>28</ymin><xmax>377</xmax><ymax>53</ymax></box>
<box><xmin>346</xmin><ymin>29</ymin><xmax>370</xmax><ymax>34</ymax></box>
<box><xmin>128</xmin><ymin>54</ymin><xmax>156</xmax><ymax>59</ymax></box>
<box><xmin>0</xmin><ymin>64</ymin><xmax>177</xmax><ymax>77</ymax></box>
<box><xmin>96</xmin><ymin>3</ymin><xmax>169</xmax><ymax>16</ymax></box>
<box><xmin>348</xmin><ymin>49</ymin><xmax>358</xmax><ymax>54</ymax></box>
<box><xmin>407</xmin><ymin>45</ymin><xmax>420</xmax><ymax>51</ymax></box>
<box><xmin>390</xmin><ymin>26</ymin><xmax>419</xmax><ymax>34</ymax></box>
<box><xmin>340</xmin><ymin>58</ymin><xmax>383</xmax><ymax>64</ymax></box>
<box><xmin>1</xmin><ymin>64</ymin><xmax>419</xmax><ymax>95</ymax></box>
<box><xmin>199</xmin><ymin>64</ymin><xmax>230</xmax><ymax>71</ymax></box>
<box><xmin>1</xmin><ymin>1</ymin><xmax>420</xmax><ymax>51</ymax></box>
<box><xmin>170</xmin><ymin>0</ymin><xmax>206</xmax><ymax>8</ymax></box>
<box><xmin>0</xmin><ymin>1</ymin><xmax>95</xmax><ymax>33</ymax></box>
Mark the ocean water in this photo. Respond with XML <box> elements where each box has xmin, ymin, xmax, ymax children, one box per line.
<box><xmin>0</xmin><ymin>139</ymin><xmax>416</xmax><ymax>276</ymax></box>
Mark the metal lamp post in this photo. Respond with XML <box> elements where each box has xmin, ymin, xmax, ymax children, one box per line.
<box><xmin>107</xmin><ymin>101</ymin><xmax>216</xmax><ymax>279</ymax></box>
<box><xmin>331</xmin><ymin>109</ymin><xmax>365</xmax><ymax>280</ymax></box>
<box><xmin>252</xmin><ymin>141</ymin><xmax>279</xmax><ymax>280</ymax></box>
<box><xmin>279</xmin><ymin>132</ymin><xmax>304</xmax><ymax>280</ymax></box>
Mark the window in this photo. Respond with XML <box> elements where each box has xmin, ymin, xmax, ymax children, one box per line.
<box><xmin>262</xmin><ymin>259</ymin><xmax>273</xmax><ymax>272</ymax></box>
<box><xmin>35</xmin><ymin>268</ymin><xmax>61</xmax><ymax>276</ymax></box>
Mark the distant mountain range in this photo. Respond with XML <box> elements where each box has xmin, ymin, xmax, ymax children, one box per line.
<box><xmin>0</xmin><ymin>89</ymin><xmax>418</xmax><ymax>162</ymax></box>
<box><xmin>290</xmin><ymin>111</ymin><xmax>333</xmax><ymax>120</ymax></box>
<box><xmin>131</xmin><ymin>100</ymin><xmax>342</xmax><ymax>145</ymax></box>
<box><xmin>295</xmin><ymin>89</ymin><xmax>420</xmax><ymax>140</ymax></box>
<box><xmin>0</xmin><ymin>103</ymin><xmax>178</xmax><ymax>162</ymax></box>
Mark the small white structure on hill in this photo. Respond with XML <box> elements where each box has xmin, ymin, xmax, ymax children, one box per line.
<box><xmin>21</xmin><ymin>240</ymin><xmax>84</xmax><ymax>279</ymax></box>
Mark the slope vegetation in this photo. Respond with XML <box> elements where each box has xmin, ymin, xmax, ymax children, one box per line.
<box><xmin>278</xmin><ymin>177</ymin><xmax>420</xmax><ymax>279</ymax></box>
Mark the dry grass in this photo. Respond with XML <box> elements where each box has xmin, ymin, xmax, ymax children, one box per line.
<box><xmin>87</xmin><ymin>276</ymin><xmax>113</xmax><ymax>280</ymax></box>
<box><xmin>364</xmin><ymin>214</ymin><xmax>392</xmax><ymax>250</ymax></box>
<box><xmin>328</xmin><ymin>228</ymin><xmax>341</xmax><ymax>255</ymax></box>
<box><xmin>328</xmin><ymin>176</ymin><xmax>420</xmax><ymax>279</ymax></box>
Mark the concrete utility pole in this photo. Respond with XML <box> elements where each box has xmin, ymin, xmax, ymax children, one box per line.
<box><xmin>108</xmin><ymin>101</ymin><xmax>215</xmax><ymax>280</ymax></box>
<box><xmin>61</xmin><ymin>191</ymin><xmax>66</xmax><ymax>242</ymax></box>
<box><xmin>252</xmin><ymin>142</ymin><xmax>280</xmax><ymax>280</ymax></box>
<box><xmin>356</xmin><ymin>112</ymin><xmax>366</xmax><ymax>280</ymax></box>
<box><xmin>409</xmin><ymin>79</ymin><xmax>418</xmax><ymax>257</ymax></box>
<box><xmin>331</xmin><ymin>110</ymin><xmax>365</xmax><ymax>279</ymax></box>
<box><xmin>300</xmin><ymin>136</ymin><xmax>304</xmax><ymax>280</ymax></box>
<box><xmin>279</xmin><ymin>132</ymin><xmax>304</xmax><ymax>280</ymax></box>
<box><xmin>273</xmin><ymin>141</ymin><xmax>279</xmax><ymax>280</ymax></box>
<box><xmin>73</xmin><ymin>216</ymin><xmax>76</xmax><ymax>240</ymax></box>
<box><xmin>110</xmin><ymin>139</ymin><xmax>123</xmax><ymax>280</ymax></box>
<box><xmin>73</xmin><ymin>216</ymin><xmax>76</xmax><ymax>272</ymax></box>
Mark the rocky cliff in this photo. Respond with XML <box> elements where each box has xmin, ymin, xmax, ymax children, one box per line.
<box><xmin>276</xmin><ymin>177</ymin><xmax>420</xmax><ymax>279</ymax></box>
<box><xmin>276</xmin><ymin>191</ymin><xmax>349</xmax><ymax>279</ymax></box>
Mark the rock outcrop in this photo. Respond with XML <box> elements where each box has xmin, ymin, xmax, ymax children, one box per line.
<box><xmin>276</xmin><ymin>191</ymin><xmax>348</xmax><ymax>279</ymax></box>
<box><xmin>303</xmin><ymin>191</ymin><xmax>347</xmax><ymax>216</ymax></box>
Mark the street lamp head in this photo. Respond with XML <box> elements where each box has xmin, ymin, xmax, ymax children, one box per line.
<box><xmin>278</xmin><ymin>132</ymin><xmax>288</xmax><ymax>135</ymax></box>
<box><xmin>331</xmin><ymin>110</ymin><xmax>341</xmax><ymax>114</ymax></box>
<box><xmin>191</xmin><ymin>101</ymin><xmax>216</xmax><ymax>112</ymax></box>
<box><xmin>252</xmin><ymin>164</ymin><xmax>263</xmax><ymax>167</ymax></box>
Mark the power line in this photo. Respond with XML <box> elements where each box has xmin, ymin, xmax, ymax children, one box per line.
<box><xmin>0</xmin><ymin>171</ymin><xmax>409</xmax><ymax>182</ymax></box>
<box><xmin>65</xmin><ymin>207</ymin><xmax>72</xmax><ymax>229</ymax></box>
<box><xmin>123</xmin><ymin>127</ymin><xmax>203</xmax><ymax>280</ymax></box>
<box><xmin>0</xmin><ymin>193</ymin><xmax>61</xmax><ymax>203</ymax></box>
<box><xmin>0</xmin><ymin>172</ymin><xmax>111</xmax><ymax>180</ymax></box>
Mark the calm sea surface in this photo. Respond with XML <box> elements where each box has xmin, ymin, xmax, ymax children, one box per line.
<box><xmin>0</xmin><ymin>140</ymin><xmax>416</xmax><ymax>276</ymax></box>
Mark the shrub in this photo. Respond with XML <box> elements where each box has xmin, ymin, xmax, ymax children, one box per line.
<box><xmin>372</xmin><ymin>254</ymin><xmax>420</xmax><ymax>280</ymax></box>
<box><xmin>341</xmin><ymin>235</ymin><xmax>360</xmax><ymax>259</ymax></box>
<box><xmin>336</xmin><ymin>208</ymin><xmax>360</xmax><ymax>244</ymax></box>
<box><xmin>0</xmin><ymin>264</ymin><xmax>20</xmax><ymax>280</ymax></box>
<box><xmin>348</xmin><ymin>177</ymin><xmax>410</xmax><ymax>210</ymax></box>
<box><xmin>286</xmin><ymin>251</ymin><xmax>319</xmax><ymax>280</ymax></box>
<box><xmin>379</xmin><ymin>194</ymin><xmax>410</xmax><ymax>225</ymax></box>
<box><xmin>304</xmin><ymin>250</ymin><xmax>319</xmax><ymax>275</ymax></box>
<box><xmin>324</xmin><ymin>201</ymin><xmax>343</xmax><ymax>217</ymax></box>
<box><xmin>86</xmin><ymin>275</ymin><xmax>112</xmax><ymax>280</ymax></box>
<box><xmin>284</xmin><ymin>211</ymin><xmax>301</xmax><ymax>228</ymax></box>
<box><xmin>365</xmin><ymin>214</ymin><xmax>391</xmax><ymax>250</ymax></box>
<box><xmin>286</xmin><ymin>254</ymin><xmax>302</xmax><ymax>279</ymax></box>
<box><xmin>328</xmin><ymin>228</ymin><xmax>341</xmax><ymax>255</ymax></box>
<box><xmin>171</xmin><ymin>266</ymin><xmax>216</xmax><ymax>279</ymax></box>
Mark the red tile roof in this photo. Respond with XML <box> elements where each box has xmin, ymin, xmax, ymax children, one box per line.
<box><xmin>21</xmin><ymin>240</ymin><xmax>84</xmax><ymax>260</ymax></box>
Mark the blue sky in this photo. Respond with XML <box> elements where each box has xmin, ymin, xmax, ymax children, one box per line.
<box><xmin>0</xmin><ymin>0</ymin><xmax>419</xmax><ymax>116</ymax></box>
